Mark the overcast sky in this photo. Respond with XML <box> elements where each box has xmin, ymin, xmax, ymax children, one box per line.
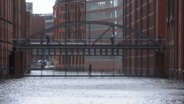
<box><xmin>26</xmin><ymin>0</ymin><xmax>55</xmax><ymax>14</ymax></box>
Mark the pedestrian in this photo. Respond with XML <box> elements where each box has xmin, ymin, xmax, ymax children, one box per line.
<box><xmin>46</xmin><ymin>35</ymin><xmax>51</xmax><ymax>44</ymax></box>
<box><xmin>41</xmin><ymin>62</ymin><xmax>45</xmax><ymax>70</ymax></box>
<box><xmin>88</xmin><ymin>64</ymin><xmax>92</xmax><ymax>76</ymax></box>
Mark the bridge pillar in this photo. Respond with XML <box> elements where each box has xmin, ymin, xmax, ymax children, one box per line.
<box><xmin>156</xmin><ymin>51</ymin><xmax>166</xmax><ymax>78</ymax></box>
<box><xmin>14</xmin><ymin>51</ymin><xmax>24</xmax><ymax>78</ymax></box>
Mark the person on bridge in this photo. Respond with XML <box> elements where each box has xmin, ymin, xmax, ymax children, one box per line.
<box><xmin>46</xmin><ymin>35</ymin><xmax>51</xmax><ymax>44</ymax></box>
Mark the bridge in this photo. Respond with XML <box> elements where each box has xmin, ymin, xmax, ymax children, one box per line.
<box><xmin>11</xmin><ymin>21</ymin><xmax>164</xmax><ymax>77</ymax></box>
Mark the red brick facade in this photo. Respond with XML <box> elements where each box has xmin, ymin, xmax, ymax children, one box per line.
<box><xmin>30</xmin><ymin>15</ymin><xmax>45</xmax><ymax>38</ymax></box>
<box><xmin>166</xmin><ymin>0</ymin><xmax>184</xmax><ymax>80</ymax></box>
<box><xmin>123</xmin><ymin>0</ymin><xmax>167</xmax><ymax>77</ymax></box>
<box><xmin>53</xmin><ymin>0</ymin><xmax>86</xmax><ymax>70</ymax></box>
<box><xmin>0</xmin><ymin>0</ymin><xmax>14</xmax><ymax>77</ymax></box>
<box><xmin>179</xmin><ymin>0</ymin><xmax>184</xmax><ymax>79</ymax></box>
<box><xmin>0</xmin><ymin>0</ymin><xmax>28</xmax><ymax>78</ymax></box>
<box><xmin>123</xmin><ymin>0</ymin><xmax>184</xmax><ymax>80</ymax></box>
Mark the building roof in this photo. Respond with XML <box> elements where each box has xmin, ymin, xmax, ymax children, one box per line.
<box><xmin>55</xmin><ymin>0</ymin><xmax>84</xmax><ymax>4</ymax></box>
<box><xmin>55</xmin><ymin>0</ymin><xmax>75</xmax><ymax>3</ymax></box>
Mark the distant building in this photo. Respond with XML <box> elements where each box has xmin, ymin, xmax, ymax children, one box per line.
<box><xmin>85</xmin><ymin>0</ymin><xmax>123</xmax><ymax>72</ymax></box>
<box><xmin>29</xmin><ymin>14</ymin><xmax>46</xmax><ymax>66</ymax></box>
<box><xmin>44</xmin><ymin>13</ymin><xmax>54</xmax><ymax>30</ymax></box>
<box><xmin>43</xmin><ymin>13</ymin><xmax>54</xmax><ymax>63</ymax></box>
<box><xmin>26</xmin><ymin>2</ymin><xmax>33</xmax><ymax>14</ymax></box>
<box><xmin>53</xmin><ymin>0</ymin><xmax>86</xmax><ymax>70</ymax></box>
<box><xmin>30</xmin><ymin>14</ymin><xmax>45</xmax><ymax>40</ymax></box>
<box><xmin>87</xmin><ymin>0</ymin><xmax>123</xmax><ymax>24</ymax></box>
<box><xmin>44</xmin><ymin>13</ymin><xmax>54</xmax><ymax>42</ymax></box>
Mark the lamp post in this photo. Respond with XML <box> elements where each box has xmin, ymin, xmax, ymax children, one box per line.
<box><xmin>111</xmin><ymin>35</ymin><xmax>114</xmax><ymax>77</ymax></box>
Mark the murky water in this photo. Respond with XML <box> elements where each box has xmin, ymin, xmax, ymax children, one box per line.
<box><xmin>0</xmin><ymin>77</ymin><xmax>184</xmax><ymax>104</ymax></box>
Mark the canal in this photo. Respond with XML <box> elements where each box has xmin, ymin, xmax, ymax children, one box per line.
<box><xmin>0</xmin><ymin>77</ymin><xmax>184</xmax><ymax>104</ymax></box>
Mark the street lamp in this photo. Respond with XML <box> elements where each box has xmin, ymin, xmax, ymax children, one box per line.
<box><xmin>111</xmin><ymin>35</ymin><xmax>115</xmax><ymax>77</ymax></box>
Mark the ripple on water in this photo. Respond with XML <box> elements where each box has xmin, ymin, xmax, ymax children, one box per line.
<box><xmin>0</xmin><ymin>77</ymin><xmax>184</xmax><ymax>104</ymax></box>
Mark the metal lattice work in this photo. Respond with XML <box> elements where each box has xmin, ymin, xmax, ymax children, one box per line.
<box><xmin>17</xmin><ymin>21</ymin><xmax>163</xmax><ymax>49</ymax></box>
<box><xmin>14</xmin><ymin>21</ymin><xmax>164</xmax><ymax>77</ymax></box>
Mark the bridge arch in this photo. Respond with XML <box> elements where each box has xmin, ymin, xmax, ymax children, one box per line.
<box><xmin>17</xmin><ymin>21</ymin><xmax>163</xmax><ymax>49</ymax></box>
<box><xmin>12</xmin><ymin>21</ymin><xmax>165</xmax><ymax>77</ymax></box>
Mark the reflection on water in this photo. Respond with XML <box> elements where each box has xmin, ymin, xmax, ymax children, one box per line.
<box><xmin>0</xmin><ymin>77</ymin><xmax>184</xmax><ymax>104</ymax></box>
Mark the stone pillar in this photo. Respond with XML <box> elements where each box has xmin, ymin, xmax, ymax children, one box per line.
<box><xmin>157</xmin><ymin>51</ymin><xmax>166</xmax><ymax>78</ymax></box>
<box><xmin>14</xmin><ymin>51</ymin><xmax>23</xmax><ymax>78</ymax></box>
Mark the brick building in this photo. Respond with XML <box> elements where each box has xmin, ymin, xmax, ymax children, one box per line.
<box><xmin>166</xmin><ymin>0</ymin><xmax>184</xmax><ymax>80</ymax></box>
<box><xmin>30</xmin><ymin>14</ymin><xmax>45</xmax><ymax>38</ymax></box>
<box><xmin>29</xmin><ymin>14</ymin><xmax>45</xmax><ymax>70</ymax></box>
<box><xmin>0</xmin><ymin>0</ymin><xmax>14</xmax><ymax>78</ymax></box>
<box><xmin>44</xmin><ymin>13</ymin><xmax>54</xmax><ymax>43</ymax></box>
<box><xmin>122</xmin><ymin>0</ymin><xmax>167</xmax><ymax>77</ymax></box>
<box><xmin>86</xmin><ymin>0</ymin><xmax>123</xmax><ymax>72</ymax></box>
<box><xmin>53</xmin><ymin>0</ymin><xmax>86</xmax><ymax>70</ymax></box>
<box><xmin>0</xmin><ymin>0</ymin><xmax>28</xmax><ymax>78</ymax></box>
<box><xmin>122</xmin><ymin>0</ymin><xmax>184</xmax><ymax>80</ymax></box>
